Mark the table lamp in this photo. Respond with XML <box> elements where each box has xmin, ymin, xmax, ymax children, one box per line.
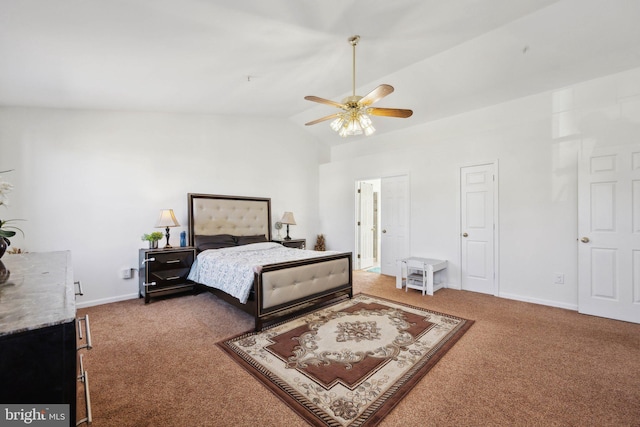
<box><xmin>156</xmin><ymin>209</ymin><xmax>180</xmax><ymax>248</ymax></box>
<box><xmin>280</xmin><ymin>212</ymin><xmax>296</xmax><ymax>241</ymax></box>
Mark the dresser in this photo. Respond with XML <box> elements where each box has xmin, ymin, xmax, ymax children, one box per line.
<box><xmin>0</xmin><ymin>251</ymin><xmax>91</xmax><ymax>425</ymax></box>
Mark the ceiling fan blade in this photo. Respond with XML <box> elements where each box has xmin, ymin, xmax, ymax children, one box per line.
<box><xmin>305</xmin><ymin>113</ymin><xmax>341</xmax><ymax>126</ymax></box>
<box><xmin>368</xmin><ymin>107</ymin><xmax>413</xmax><ymax>118</ymax></box>
<box><xmin>359</xmin><ymin>84</ymin><xmax>394</xmax><ymax>106</ymax></box>
<box><xmin>304</xmin><ymin>96</ymin><xmax>345</xmax><ymax>109</ymax></box>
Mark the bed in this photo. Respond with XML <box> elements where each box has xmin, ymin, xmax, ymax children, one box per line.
<box><xmin>187</xmin><ymin>193</ymin><xmax>352</xmax><ymax>330</ymax></box>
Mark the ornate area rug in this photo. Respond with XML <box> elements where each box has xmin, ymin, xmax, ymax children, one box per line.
<box><xmin>218</xmin><ymin>294</ymin><xmax>474</xmax><ymax>426</ymax></box>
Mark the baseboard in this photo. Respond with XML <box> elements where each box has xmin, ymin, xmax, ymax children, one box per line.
<box><xmin>498</xmin><ymin>292</ymin><xmax>578</xmax><ymax>311</ymax></box>
<box><xmin>76</xmin><ymin>293</ymin><xmax>139</xmax><ymax>309</ymax></box>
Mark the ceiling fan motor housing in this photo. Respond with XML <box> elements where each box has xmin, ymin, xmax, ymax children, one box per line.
<box><xmin>342</xmin><ymin>95</ymin><xmax>363</xmax><ymax>109</ymax></box>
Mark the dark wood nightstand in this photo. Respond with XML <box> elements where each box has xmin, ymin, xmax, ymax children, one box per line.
<box><xmin>272</xmin><ymin>239</ymin><xmax>306</xmax><ymax>249</ymax></box>
<box><xmin>139</xmin><ymin>247</ymin><xmax>196</xmax><ymax>303</ymax></box>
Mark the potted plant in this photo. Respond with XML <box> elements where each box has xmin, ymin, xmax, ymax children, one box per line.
<box><xmin>0</xmin><ymin>170</ymin><xmax>24</xmax><ymax>259</ymax></box>
<box><xmin>141</xmin><ymin>231</ymin><xmax>164</xmax><ymax>249</ymax></box>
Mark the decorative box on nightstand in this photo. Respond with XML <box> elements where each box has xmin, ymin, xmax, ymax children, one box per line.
<box><xmin>139</xmin><ymin>247</ymin><xmax>196</xmax><ymax>303</ymax></box>
<box><xmin>272</xmin><ymin>239</ymin><xmax>306</xmax><ymax>249</ymax></box>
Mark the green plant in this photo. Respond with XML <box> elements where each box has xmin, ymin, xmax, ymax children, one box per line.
<box><xmin>0</xmin><ymin>219</ymin><xmax>24</xmax><ymax>243</ymax></box>
<box><xmin>0</xmin><ymin>170</ymin><xmax>24</xmax><ymax>247</ymax></box>
<box><xmin>141</xmin><ymin>231</ymin><xmax>164</xmax><ymax>242</ymax></box>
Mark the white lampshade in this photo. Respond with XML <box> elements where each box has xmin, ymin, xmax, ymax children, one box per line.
<box><xmin>155</xmin><ymin>209</ymin><xmax>180</xmax><ymax>228</ymax></box>
<box><xmin>280</xmin><ymin>212</ymin><xmax>296</xmax><ymax>225</ymax></box>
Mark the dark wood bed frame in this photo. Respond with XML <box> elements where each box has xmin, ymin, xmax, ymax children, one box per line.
<box><xmin>187</xmin><ymin>193</ymin><xmax>353</xmax><ymax>330</ymax></box>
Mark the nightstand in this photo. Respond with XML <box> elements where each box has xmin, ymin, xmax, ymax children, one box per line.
<box><xmin>139</xmin><ymin>247</ymin><xmax>196</xmax><ymax>303</ymax></box>
<box><xmin>272</xmin><ymin>239</ymin><xmax>306</xmax><ymax>249</ymax></box>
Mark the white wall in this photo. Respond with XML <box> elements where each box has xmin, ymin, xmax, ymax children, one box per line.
<box><xmin>0</xmin><ymin>108</ymin><xmax>329</xmax><ymax>307</ymax></box>
<box><xmin>319</xmin><ymin>66</ymin><xmax>640</xmax><ymax>310</ymax></box>
<box><xmin>2</xmin><ymin>66</ymin><xmax>639</xmax><ymax>311</ymax></box>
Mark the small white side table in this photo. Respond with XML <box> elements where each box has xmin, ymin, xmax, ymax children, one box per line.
<box><xmin>396</xmin><ymin>257</ymin><xmax>447</xmax><ymax>296</ymax></box>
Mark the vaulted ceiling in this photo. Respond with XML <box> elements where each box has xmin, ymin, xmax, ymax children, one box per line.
<box><xmin>1</xmin><ymin>0</ymin><xmax>639</xmax><ymax>145</ymax></box>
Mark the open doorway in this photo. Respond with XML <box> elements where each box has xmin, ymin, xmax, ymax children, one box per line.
<box><xmin>355</xmin><ymin>179</ymin><xmax>381</xmax><ymax>272</ymax></box>
<box><xmin>356</xmin><ymin>175</ymin><xmax>410</xmax><ymax>275</ymax></box>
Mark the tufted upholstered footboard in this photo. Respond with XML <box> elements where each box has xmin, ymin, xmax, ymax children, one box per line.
<box><xmin>256</xmin><ymin>252</ymin><xmax>352</xmax><ymax>329</ymax></box>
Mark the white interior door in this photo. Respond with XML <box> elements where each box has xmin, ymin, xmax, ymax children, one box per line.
<box><xmin>380</xmin><ymin>175</ymin><xmax>410</xmax><ymax>275</ymax></box>
<box><xmin>460</xmin><ymin>163</ymin><xmax>496</xmax><ymax>295</ymax></box>
<box><xmin>359</xmin><ymin>182</ymin><xmax>375</xmax><ymax>269</ymax></box>
<box><xmin>578</xmin><ymin>145</ymin><xmax>640</xmax><ymax>324</ymax></box>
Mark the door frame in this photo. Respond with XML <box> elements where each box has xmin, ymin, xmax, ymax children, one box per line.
<box><xmin>458</xmin><ymin>160</ymin><xmax>500</xmax><ymax>295</ymax></box>
<box><xmin>355</xmin><ymin>174</ymin><xmax>410</xmax><ymax>272</ymax></box>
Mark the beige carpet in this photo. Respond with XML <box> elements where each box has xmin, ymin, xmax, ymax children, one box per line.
<box><xmin>219</xmin><ymin>294</ymin><xmax>473</xmax><ymax>426</ymax></box>
<box><xmin>77</xmin><ymin>272</ymin><xmax>640</xmax><ymax>426</ymax></box>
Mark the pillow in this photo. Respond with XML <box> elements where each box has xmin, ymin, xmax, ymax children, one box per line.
<box><xmin>194</xmin><ymin>234</ymin><xmax>237</xmax><ymax>251</ymax></box>
<box><xmin>236</xmin><ymin>234</ymin><xmax>268</xmax><ymax>246</ymax></box>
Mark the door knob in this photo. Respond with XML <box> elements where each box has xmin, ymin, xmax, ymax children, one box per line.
<box><xmin>382</xmin><ymin>229</ymin><xmax>387</xmax><ymax>234</ymax></box>
<box><xmin>580</xmin><ymin>237</ymin><xmax>590</xmax><ymax>243</ymax></box>
<box><xmin>462</xmin><ymin>232</ymin><xmax>468</xmax><ymax>237</ymax></box>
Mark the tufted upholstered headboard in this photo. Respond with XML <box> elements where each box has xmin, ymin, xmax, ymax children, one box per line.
<box><xmin>187</xmin><ymin>193</ymin><xmax>272</xmax><ymax>248</ymax></box>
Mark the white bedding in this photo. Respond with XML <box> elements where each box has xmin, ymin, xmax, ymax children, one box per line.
<box><xmin>187</xmin><ymin>242</ymin><xmax>338</xmax><ymax>304</ymax></box>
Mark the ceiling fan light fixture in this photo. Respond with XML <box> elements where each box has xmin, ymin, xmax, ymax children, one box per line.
<box><xmin>345</xmin><ymin>116</ymin><xmax>361</xmax><ymax>136</ymax></box>
<box><xmin>363</xmin><ymin>122</ymin><xmax>375</xmax><ymax>136</ymax></box>
<box><xmin>338</xmin><ymin>124</ymin><xmax>351</xmax><ymax>138</ymax></box>
<box><xmin>330</xmin><ymin>116</ymin><xmax>345</xmax><ymax>132</ymax></box>
<box><xmin>332</xmin><ymin>110</ymin><xmax>375</xmax><ymax>137</ymax></box>
<box><xmin>359</xmin><ymin>112</ymin><xmax>374</xmax><ymax>133</ymax></box>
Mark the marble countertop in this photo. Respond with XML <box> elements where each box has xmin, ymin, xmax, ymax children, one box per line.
<box><xmin>0</xmin><ymin>251</ymin><xmax>75</xmax><ymax>337</ymax></box>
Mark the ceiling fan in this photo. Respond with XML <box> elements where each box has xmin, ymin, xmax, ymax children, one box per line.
<box><xmin>304</xmin><ymin>35</ymin><xmax>413</xmax><ymax>137</ymax></box>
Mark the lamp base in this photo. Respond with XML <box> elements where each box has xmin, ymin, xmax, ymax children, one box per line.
<box><xmin>164</xmin><ymin>227</ymin><xmax>172</xmax><ymax>248</ymax></box>
<box><xmin>284</xmin><ymin>224</ymin><xmax>291</xmax><ymax>240</ymax></box>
